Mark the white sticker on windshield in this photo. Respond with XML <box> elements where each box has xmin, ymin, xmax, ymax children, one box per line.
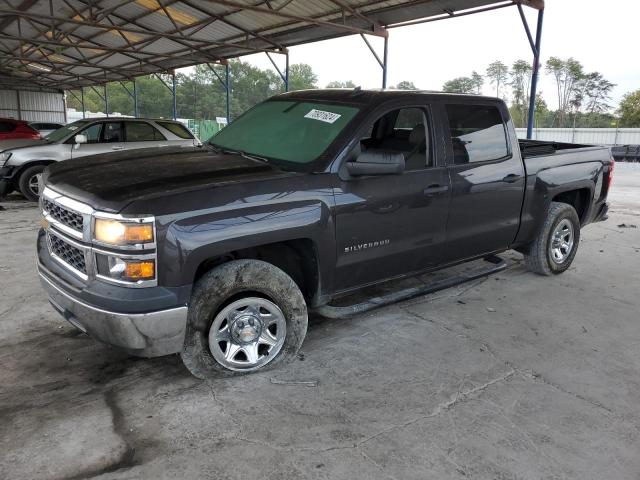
<box><xmin>304</xmin><ymin>109</ymin><xmax>341</xmax><ymax>124</ymax></box>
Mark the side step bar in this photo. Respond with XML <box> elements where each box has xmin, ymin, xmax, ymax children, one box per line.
<box><xmin>314</xmin><ymin>255</ymin><xmax>507</xmax><ymax>319</ymax></box>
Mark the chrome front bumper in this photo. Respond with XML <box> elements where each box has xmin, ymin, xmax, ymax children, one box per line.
<box><xmin>39</xmin><ymin>269</ymin><xmax>188</xmax><ymax>357</ymax></box>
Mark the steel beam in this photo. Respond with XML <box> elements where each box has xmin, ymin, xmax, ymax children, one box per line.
<box><xmin>133</xmin><ymin>79</ymin><xmax>138</xmax><ymax>117</ymax></box>
<box><xmin>104</xmin><ymin>84</ymin><xmax>109</xmax><ymax>117</ymax></box>
<box><xmin>360</xmin><ymin>31</ymin><xmax>388</xmax><ymax>88</ymax></box>
<box><xmin>172</xmin><ymin>71</ymin><xmax>177</xmax><ymax>120</ymax></box>
<box><xmin>265</xmin><ymin>50</ymin><xmax>289</xmax><ymax>92</ymax></box>
<box><xmin>225</xmin><ymin>62</ymin><xmax>231</xmax><ymax>124</ymax></box>
<box><xmin>526</xmin><ymin>8</ymin><xmax>544</xmax><ymax>139</ymax></box>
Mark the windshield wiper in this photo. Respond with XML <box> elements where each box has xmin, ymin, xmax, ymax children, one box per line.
<box><xmin>209</xmin><ymin>143</ymin><xmax>269</xmax><ymax>163</ymax></box>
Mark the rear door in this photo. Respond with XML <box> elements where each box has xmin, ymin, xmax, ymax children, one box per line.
<box><xmin>333</xmin><ymin>104</ymin><xmax>451</xmax><ymax>291</ymax></box>
<box><xmin>123</xmin><ymin>121</ymin><xmax>169</xmax><ymax>151</ymax></box>
<box><xmin>442</xmin><ymin>102</ymin><xmax>525</xmax><ymax>262</ymax></box>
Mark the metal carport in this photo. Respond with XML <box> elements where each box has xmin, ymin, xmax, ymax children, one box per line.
<box><xmin>0</xmin><ymin>0</ymin><xmax>544</xmax><ymax>136</ymax></box>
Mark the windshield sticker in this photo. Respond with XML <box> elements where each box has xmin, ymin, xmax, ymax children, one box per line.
<box><xmin>304</xmin><ymin>109</ymin><xmax>341</xmax><ymax>124</ymax></box>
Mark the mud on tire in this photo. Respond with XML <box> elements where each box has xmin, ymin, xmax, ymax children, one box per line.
<box><xmin>181</xmin><ymin>259</ymin><xmax>308</xmax><ymax>378</ymax></box>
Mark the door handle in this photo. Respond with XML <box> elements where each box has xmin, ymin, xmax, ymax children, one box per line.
<box><xmin>423</xmin><ymin>184</ymin><xmax>449</xmax><ymax>196</ymax></box>
<box><xmin>111</xmin><ymin>146</ymin><xmax>124</xmax><ymax>151</ymax></box>
<box><xmin>502</xmin><ymin>173</ymin><xmax>522</xmax><ymax>183</ymax></box>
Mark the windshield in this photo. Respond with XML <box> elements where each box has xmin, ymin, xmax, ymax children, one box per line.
<box><xmin>210</xmin><ymin>100</ymin><xmax>360</xmax><ymax>165</ymax></box>
<box><xmin>45</xmin><ymin>120</ymin><xmax>90</xmax><ymax>143</ymax></box>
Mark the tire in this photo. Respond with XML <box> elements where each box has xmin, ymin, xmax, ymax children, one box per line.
<box><xmin>18</xmin><ymin>164</ymin><xmax>45</xmax><ymax>202</ymax></box>
<box><xmin>181</xmin><ymin>259</ymin><xmax>308</xmax><ymax>378</ymax></box>
<box><xmin>524</xmin><ymin>201</ymin><xmax>581</xmax><ymax>276</ymax></box>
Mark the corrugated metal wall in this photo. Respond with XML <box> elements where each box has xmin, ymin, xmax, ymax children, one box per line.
<box><xmin>515</xmin><ymin>128</ymin><xmax>640</xmax><ymax>145</ymax></box>
<box><xmin>0</xmin><ymin>89</ymin><xmax>66</xmax><ymax>123</ymax></box>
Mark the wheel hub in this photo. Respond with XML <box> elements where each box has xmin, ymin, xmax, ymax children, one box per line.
<box><xmin>208</xmin><ymin>297</ymin><xmax>287</xmax><ymax>371</ymax></box>
<box><xmin>549</xmin><ymin>218</ymin><xmax>574</xmax><ymax>264</ymax></box>
<box><xmin>231</xmin><ymin>315</ymin><xmax>262</xmax><ymax>343</ymax></box>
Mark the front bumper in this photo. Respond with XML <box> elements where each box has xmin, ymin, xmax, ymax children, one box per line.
<box><xmin>39</xmin><ymin>266</ymin><xmax>188</xmax><ymax>357</ymax></box>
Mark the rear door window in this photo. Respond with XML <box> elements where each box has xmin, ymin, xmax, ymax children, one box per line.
<box><xmin>445</xmin><ymin>104</ymin><xmax>508</xmax><ymax>164</ymax></box>
<box><xmin>102</xmin><ymin>122</ymin><xmax>123</xmax><ymax>143</ymax></box>
<box><xmin>125</xmin><ymin>122</ymin><xmax>166</xmax><ymax>141</ymax></box>
<box><xmin>0</xmin><ymin>121</ymin><xmax>16</xmax><ymax>133</ymax></box>
<box><xmin>158</xmin><ymin>121</ymin><xmax>194</xmax><ymax>139</ymax></box>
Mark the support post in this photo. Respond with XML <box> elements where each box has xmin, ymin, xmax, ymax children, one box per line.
<box><xmin>81</xmin><ymin>87</ymin><xmax>85</xmax><ymax>119</ymax></box>
<box><xmin>104</xmin><ymin>84</ymin><xmax>109</xmax><ymax>117</ymax></box>
<box><xmin>382</xmin><ymin>34</ymin><xmax>388</xmax><ymax>89</ymax></box>
<box><xmin>285</xmin><ymin>51</ymin><xmax>289</xmax><ymax>92</ymax></box>
<box><xmin>172</xmin><ymin>71</ymin><xmax>177</xmax><ymax>120</ymax></box>
<box><xmin>225</xmin><ymin>62</ymin><xmax>231</xmax><ymax>124</ymax></box>
<box><xmin>526</xmin><ymin>8</ymin><xmax>544</xmax><ymax>140</ymax></box>
<box><xmin>360</xmin><ymin>30</ymin><xmax>389</xmax><ymax>89</ymax></box>
<box><xmin>133</xmin><ymin>79</ymin><xmax>139</xmax><ymax>117</ymax></box>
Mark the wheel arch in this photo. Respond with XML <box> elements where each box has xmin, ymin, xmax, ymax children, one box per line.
<box><xmin>192</xmin><ymin>238</ymin><xmax>322</xmax><ymax>307</ymax></box>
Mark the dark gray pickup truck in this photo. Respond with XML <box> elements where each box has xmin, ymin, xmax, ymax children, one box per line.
<box><xmin>37</xmin><ymin>89</ymin><xmax>613</xmax><ymax>378</ymax></box>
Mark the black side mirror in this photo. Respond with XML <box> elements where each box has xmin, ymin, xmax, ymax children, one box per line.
<box><xmin>346</xmin><ymin>151</ymin><xmax>405</xmax><ymax>177</ymax></box>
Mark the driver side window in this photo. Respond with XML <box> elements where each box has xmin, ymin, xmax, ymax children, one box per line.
<box><xmin>79</xmin><ymin>123</ymin><xmax>102</xmax><ymax>144</ymax></box>
<box><xmin>358</xmin><ymin>107</ymin><xmax>431</xmax><ymax>171</ymax></box>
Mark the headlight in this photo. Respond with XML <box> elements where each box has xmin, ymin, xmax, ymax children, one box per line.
<box><xmin>0</xmin><ymin>152</ymin><xmax>12</xmax><ymax>166</ymax></box>
<box><xmin>95</xmin><ymin>253</ymin><xmax>155</xmax><ymax>282</ymax></box>
<box><xmin>94</xmin><ymin>218</ymin><xmax>154</xmax><ymax>246</ymax></box>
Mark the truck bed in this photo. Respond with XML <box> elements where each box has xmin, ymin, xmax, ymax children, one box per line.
<box><xmin>518</xmin><ymin>139</ymin><xmax>604</xmax><ymax>159</ymax></box>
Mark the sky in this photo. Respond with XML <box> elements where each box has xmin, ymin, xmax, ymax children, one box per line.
<box><xmin>224</xmin><ymin>0</ymin><xmax>637</xmax><ymax>112</ymax></box>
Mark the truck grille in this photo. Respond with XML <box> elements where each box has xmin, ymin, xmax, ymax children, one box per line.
<box><xmin>43</xmin><ymin>198</ymin><xmax>84</xmax><ymax>233</ymax></box>
<box><xmin>48</xmin><ymin>232</ymin><xmax>87</xmax><ymax>275</ymax></box>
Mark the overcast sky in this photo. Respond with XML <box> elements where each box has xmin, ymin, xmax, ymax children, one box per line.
<box><xmin>233</xmin><ymin>0</ymin><xmax>636</xmax><ymax>111</ymax></box>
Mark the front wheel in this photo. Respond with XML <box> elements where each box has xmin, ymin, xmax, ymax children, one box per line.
<box><xmin>181</xmin><ymin>259</ymin><xmax>308</xmax><ymax>378</ymax></box>
<box><xmin>524</xmin><ymin>201</ymin><xmax>581</xmax><ymax>276</ymax></box>
<box><xmin>18</xmin><ymin>164</ymin><xmax>45</xmax><ymax>202</ymax></box>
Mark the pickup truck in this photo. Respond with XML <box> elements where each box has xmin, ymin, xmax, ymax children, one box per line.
<box><xmin>36</xmin><ymin>89</ymin><xmax>613</xmax><ymax>378</ymax></box>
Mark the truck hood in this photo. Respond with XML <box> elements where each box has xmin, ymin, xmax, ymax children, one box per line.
<box><xmin>43</xmin><ymin>146</ymin><xmax>288</xmax><ymax>212</ymax></box>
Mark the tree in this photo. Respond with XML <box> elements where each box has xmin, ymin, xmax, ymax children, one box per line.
<box><xmin>394</xmin><ymin>81</ymin><xmax>417</xmax><ymax>90</ymax></box>
<box><xmin>486</xmin><ymin>60</ymin><xmax>509</xmax><ymax>98</ymax></box>
<box><xmin>326</xmin><ymin>80</ymin><xmax>356</xmax><ymax>88</ymax></box>
<box><xmin>287</xmin><ymin>63</ymin><xmax>318</xmax><ymax>91</ymax></box>
<box><xmin>509</xmin><ymin>60</ymin><xmax>532</xmax><ymax>126</ymax></box>
<box><xmin>545</xmin><ymin>57</ymin><xmax>584</xmax><ymax>127</ymax></box>
<box><xmin>470</xmin><ymin>71</ymin><xmax>484</xmax><ymax>95</ymax></box>
<box><xmin>442</xmin><ymin>77</ymin><xmax>475</xmax><ymax>94</ymax></box>
<box><xmin>618</xmin><ymin>90</ymin><xmax>640</xmax><ymax>127</ymax></box>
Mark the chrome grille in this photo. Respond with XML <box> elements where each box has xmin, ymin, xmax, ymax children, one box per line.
<box><xmin>43</xmin><ymin>198</ymin><xmax>84</xmax><ymax>233</ymax></box>
<box><xmin>48</xmin><ymin>232</ymin><xmax>87</xmax><ymax>275</ymax></box>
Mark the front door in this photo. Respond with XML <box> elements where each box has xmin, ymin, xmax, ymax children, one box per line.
<box><xmin>333</xmin><ymin>106</ymin><xmax>451</xmax><ymax>292</ymax></box>
<box><xmin>70</xmin><ymin>121</ymin><xmax>124</xmax><ymax>159</ymax></box>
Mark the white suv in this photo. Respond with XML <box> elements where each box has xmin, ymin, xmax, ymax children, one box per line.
<box><xmin>0</xmin><ymin>118</ymin><xmax>201</xmax><ymax>201</ymax></box>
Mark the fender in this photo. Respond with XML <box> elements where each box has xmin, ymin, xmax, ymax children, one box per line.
<box><xmin>514</xmin><ymin>160</ymin><xmax>602</xmax><ymax>247</ymax></box>
<box><xmin>159</xmin><ymin>198</ymin><xmax>336</xmax><ymax>291</ymax></box>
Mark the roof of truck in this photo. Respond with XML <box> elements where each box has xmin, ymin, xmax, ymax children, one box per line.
<box><xmin>275</xmin><ymin>88</ymin><xmax>503</xmax><ymax>105</ymax></box>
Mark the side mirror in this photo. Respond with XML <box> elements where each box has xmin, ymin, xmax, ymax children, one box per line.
<box><xmin>346</xmin><ymin>151</ymin><xmax>405</xmax><ymax>177</ymax></box>
<box><xmin>74</xmin><ymin>134</ymin><xmax>88</xmax><ymax>145</ymax></box>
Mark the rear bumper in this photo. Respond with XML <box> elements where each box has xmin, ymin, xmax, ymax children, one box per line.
<box><xmin>591</xmin><ymin>202</ymin><xmax>609</xmax><ymax>223</ymax></box>
<box><xmin>39</xmin><ymin>267</ymin><xmax>188</xmax><ymax>357</ymax></box>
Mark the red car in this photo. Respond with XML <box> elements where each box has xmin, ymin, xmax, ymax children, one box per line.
<box><xmin>0</xmin><ymin>118</ymin><xmax>41</xmax><ymax>141</ymax></box>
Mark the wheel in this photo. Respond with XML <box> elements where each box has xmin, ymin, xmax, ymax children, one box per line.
<box><xmin>181</xmin><ymin>259</ymin><xmax>308</xmax><ymax>378</ymax></box>
<box><xmin>18</xmin><ymin>164</ymin><xmax>45</xmax><ymax>201</ymax></box>
<box><xmin>524</xmin><ymin>201</ymin><xmax>581</xmax><ymax>276</ymax></box>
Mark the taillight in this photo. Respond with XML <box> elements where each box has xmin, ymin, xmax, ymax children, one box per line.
<box><xmin>608</xmin><ymin>158</ymin><xmax>614</xmax><ymax>190</ymax></box>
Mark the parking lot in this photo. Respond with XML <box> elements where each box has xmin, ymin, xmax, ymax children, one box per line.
<box><xmin>1</xmin><ymin>164</ymin><xmax>639</xmax><ymax>480</ymax></box>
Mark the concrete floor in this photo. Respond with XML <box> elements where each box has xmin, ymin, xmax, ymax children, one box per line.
<box><xmin>1</xmin><ymin>164</ymin><xmax>640</xmax><ymax>480</ymax></box>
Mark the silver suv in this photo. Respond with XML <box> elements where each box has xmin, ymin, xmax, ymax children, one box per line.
<box><xmin>0</xmin><ymin>117</ymin><xmax>201</xmax><ymax>201</ymax></box>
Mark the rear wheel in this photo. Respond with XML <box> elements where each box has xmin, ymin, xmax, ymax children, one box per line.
<box><xmin>181</xmin><ymin>259</ymin><xmax>308</xmax><ymax>378</ymax></box>
<box><xmin>524</xmin><ymin>201</ymin><xmax>581</xmax><ymax>276</ymax></box>
<box><xmin>18</xmin><ymin>164</ymin><xmax>45</xmax><ymax>202</ymax></box>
